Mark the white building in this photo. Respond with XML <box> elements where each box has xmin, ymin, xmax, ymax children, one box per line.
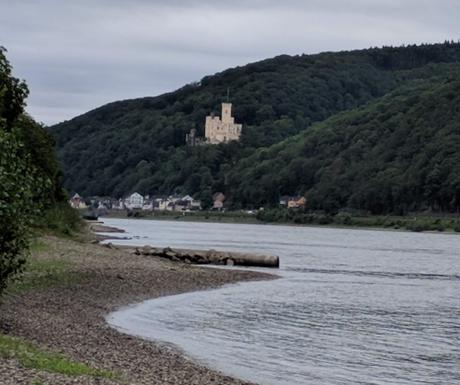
<box><xmin>125</xmin><ymin>192</ymin><xmax>144</xmax><ymax>209</ymax></box>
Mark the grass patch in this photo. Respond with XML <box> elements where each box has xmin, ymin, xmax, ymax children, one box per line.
<box><xmin>0</xmin><ymin>334</ymin><xmax>117</xmax><ymax>379</ymax></box>
<box><xmin>7</xmin><ymin>258</ymin><xmax>90</xmax><ymax>294</ymax></box>
<box><xmin>29</xmin><ymin>239</ymin><xmax>50</xmax><ymax>253</ymax></box>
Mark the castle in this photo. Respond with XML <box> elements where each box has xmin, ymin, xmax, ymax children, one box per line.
<box><xmin>204</xmin><ymin>103</ymin><xmax>242</xmax><ymax>144</ymax></box>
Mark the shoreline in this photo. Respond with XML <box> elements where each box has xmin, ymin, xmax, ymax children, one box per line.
<box><xmin>100</xmin><ymin>213</ymin><xmax>460</xmax><ymax>236</ymax></box>
<box><xmin>0</xmin><ymin>235</ymin><xmax>275</xmax><ymax>385</ymax></box>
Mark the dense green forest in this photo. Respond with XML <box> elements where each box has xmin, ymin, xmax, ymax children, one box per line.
<box><xmin>228</xmin><ymin>70</ymin><xmax>460</xmax><ymax>214</ymax></box>
<box><xmin>50</xmin><ymin>42</ymin><xmax>460</xmax><ymax>213</ymax></box>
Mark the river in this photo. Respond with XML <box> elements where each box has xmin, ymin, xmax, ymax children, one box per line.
<box><xmin>103</xmin><ymin>218</ymin><xmax>460</xmax><ymax>385</ymax></box>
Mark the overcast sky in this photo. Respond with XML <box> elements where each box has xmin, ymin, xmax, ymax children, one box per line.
<box><xmin>1</xmin><ymin>0</ymin><xmax>459</xmax><ymax>125</ymax></box>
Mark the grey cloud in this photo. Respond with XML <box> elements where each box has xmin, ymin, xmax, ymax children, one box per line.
<box><xmin>1</xmin><ymin>0</ymin><xmax>459</xmax><ymax>124</ymax></box>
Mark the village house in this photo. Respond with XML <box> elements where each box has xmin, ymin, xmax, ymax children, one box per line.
<box><xmin>213</xmin><ymin>192</ymin><xmax>226</xmax><ymax>210</ymax></box>
<box><xmin>280</xmin><ymin>195</ymin><xmax>307</xmax><ymax>209</ymax></box>
<box><xmin>154</xmin><ymin>198</ymin><xmax>168</xmax><ymax>211</ymax></box>
<box><xmin>182</xmin><ymin>195</ymin><xmax>202</xmax><ymax>210</ymax></box>
<box><xmin>150</xmin><ymin>195</ymin><xmax>202</xmax><ymax>212</ymax></box>
<box><xmin>142</xmin><ymin>199</ymin><xmax>154</xmax><ymax>211</ymax></box>
<box><xmin>112</xmin><ymin>198</ymin><xmax>125</xmax><ymax>210</ymax></box>
<box><xmin>288</xmin><ymin>196</ymin><xmax>306</xmax><ymax>209</ymax></box>
<box><xmin>279</xmin><ymin>196</ymin><xmax>290</xmax><ymax>206</ymax></box>
<box><xmin>69</xmin><ymin>193</ymin><xmax>87</xmax><ymax>209</ymax></box>
<box><xmin>124</xmin><ymin>192</ymin><xmax>144</xmax><ymax>209</ymax></box>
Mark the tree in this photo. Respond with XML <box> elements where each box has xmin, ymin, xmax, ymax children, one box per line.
<box><xmin>0</xmin><ymin>130</ymin><xmax>44</xmax><ymax>294</ymax></box>
<box><xmin>0</xmin><ymin>47</ymin><xmax>29</xmax><ymax>130</ymax></box>
<box><xmin>0</xmin><ymin>48</ymin><xmax>46</xmax><ymax>294</ymax></box>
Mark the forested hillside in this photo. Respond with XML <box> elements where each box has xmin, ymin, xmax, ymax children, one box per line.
<box><xmin>50</xmin><ymin>42</ymin><xmax>460</xmax><ymax>213</ymax></box>
<box><xmin>227</xmin><ymin>69</ymin><xmax>460</xmax><ymax>214</ymax></box>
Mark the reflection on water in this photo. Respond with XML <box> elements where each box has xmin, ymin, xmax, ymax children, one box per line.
<box><xmin>104</xmin><ymin>218</ymin><xmax>460</xmax><ymax>385</ymax></box>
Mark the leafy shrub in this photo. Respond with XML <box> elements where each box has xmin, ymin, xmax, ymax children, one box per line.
<box><xmin>0</xmin><ymin>130</ymin><xmax>44</xmax><ymax>294</ymax></box>
<box><xmin>40</xmin><ymin>203</ymin><xmax>82</xmax><ymax>237</ymax></box>
<box><xmin>406</xmin><ymin>221</ymin><xmax>431</xmax><ymax>232</ymax></box>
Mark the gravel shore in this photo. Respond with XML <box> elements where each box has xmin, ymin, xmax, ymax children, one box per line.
<box><xmin>0</xmin><ymin>236</ymin><xmax>275</xmax><ymax>384</ymax></box>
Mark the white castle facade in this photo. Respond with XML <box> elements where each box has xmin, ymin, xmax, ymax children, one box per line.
<box><xmin>204</xmin><ymin>103</ymin><xmax>242</xmax><ymax>144</ymax></box>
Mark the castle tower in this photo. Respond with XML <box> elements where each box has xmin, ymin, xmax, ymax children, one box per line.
<box><xmin>221</xmin><ymin>103</ymin><xmax>233</xmax><ymax>124</ymax></box>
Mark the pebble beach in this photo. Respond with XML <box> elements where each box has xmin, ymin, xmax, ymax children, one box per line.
<box><xmin>0</xmin><ymin>235</ymin><xmax>274</xmax><ymax>384</ymax></box>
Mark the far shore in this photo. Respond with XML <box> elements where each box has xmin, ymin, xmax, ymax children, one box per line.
<box><xmin>99</xmin><ymin>209</ymin><xmax>460</xmax><ymax>235</ymax></box>
<box><xmin>0</xmin><ymin>233</ymin><xmax>275</xmax><ymax>385</ymax></box>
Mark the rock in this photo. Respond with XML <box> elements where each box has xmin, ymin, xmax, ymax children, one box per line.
<box><xmin>141</xmin><ymin>245</ymin><xmax>153</xmax><ymax>255</ymax></box>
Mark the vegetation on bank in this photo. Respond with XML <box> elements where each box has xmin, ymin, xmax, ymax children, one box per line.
<box><xmin>104</xmin><ymin>209</ymin><xmax>460</xmax><ymax>233</ymax></box>
<box><xmin>0</xmin><ymin>47</ymin><xmax>81</xmax><ymax>296</ymax></box>
<box><xmin>0</xmin><ymin>334</ymin><xmax>117</xmax><ymax>379</ymax></box>
<box><xmin>256</xmin><ymin>209</ymin><xmax>460</xmax><ymax>232</ymax></box>
<box><xmin>7</xmin><ymin>250</ymin><xmax>90</xmax><ymax>295</ymax></box>
<box><xmin>50</xmin><ymin>42</ymin><xmax>460</xmax><ymax>210</ymax></box>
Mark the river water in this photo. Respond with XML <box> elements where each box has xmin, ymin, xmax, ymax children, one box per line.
<box><xmin>103</xmin><ymin>218</ymin><xmax>460</xmax><ymax>385</ymax></box>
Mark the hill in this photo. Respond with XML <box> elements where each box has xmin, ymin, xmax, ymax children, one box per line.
<box><xmin>226</xmin><ymin>68</ymin><xmax>460</xmax><ymax>214</ymax></box>
<box><xmin>50</xmin><ymin>42</ymin><xmax>460</xmax><ymax>212</ymax></box>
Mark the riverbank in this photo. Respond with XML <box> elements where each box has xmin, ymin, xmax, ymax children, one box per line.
<box><xmin>102</xmin><ymin>209</ymin><xmax>460</xmax><ymax>234</ymax></box>
<box><xmin>0</xmin><ymin>235</ymin><xmax>274</xmax><ymax>385</ymax></box>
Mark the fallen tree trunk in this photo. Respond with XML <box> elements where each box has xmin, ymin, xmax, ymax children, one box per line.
<box><xmin>133</xmin><ymin>246</ymin><xmax>280</xmax><ymax>268</ymax></box>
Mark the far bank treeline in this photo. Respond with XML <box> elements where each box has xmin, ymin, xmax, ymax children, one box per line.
<box><xmin>50</xmin><ymin>42</ymin><xmax>460</xmax><ymax>214</ymax></box>
<box><xmin>0</xmin><ymin>47</ymin><xmax>78</xmax><ymax>294</ymax></box>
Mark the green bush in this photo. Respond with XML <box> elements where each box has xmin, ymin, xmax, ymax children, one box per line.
<box><xmin>406</xmin><ymin>221</ymin><xmax>430</xmax><ymax>232</ymax></box>
<box><xmin>39</xmin><ymin>203</ymin><xmax>82</xmax><ymax>237</ymax></box>
<box><xmin>0</xmin><ymin>130</ymin><xmax>44</xmax><ymax>294</ymax></box>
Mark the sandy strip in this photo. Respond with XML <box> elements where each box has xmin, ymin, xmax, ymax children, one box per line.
<box><xmin>89</xmin><ymin>224</ymin><xmax>126</xmax><ymax>233</ymax></box>
<box><xmin>0</xmin><ymin>236</ymin><xmax>275</xmax><ymax>384</ymax></box>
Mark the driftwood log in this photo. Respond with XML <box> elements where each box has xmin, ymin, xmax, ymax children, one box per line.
<box><xmin>133</xmin><ymin>246</ymin><xmax>279</xmax><ymax>268</ymax></box>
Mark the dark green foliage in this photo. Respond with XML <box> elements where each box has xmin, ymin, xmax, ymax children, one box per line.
<box><xmin>41</xmin><ymin>202</ymin><xmax>83</xmax><ymax>237</ymax></box>
<box><xmin>0</xmin><ymin>48</ymin><xmax>38</xmax><ymax>293</ymax></box>
<box><xmin>256</xmin><ymin>208</ymin><xmax>459</xmax><ymax>231</ymax></box>
<box><xmin>0</xmin><ymin>48</ymin><xmax>70</xmax><ymax>295</ymax></box>
<box><xmin>229</xmin><ymin>71</ymin><xmax>460</xmax><ymax>214</ymax></box>
<box><xmin>50</xmin><ymin>42</ymin><xmax>460</xmax><ymax>215</ymax></box>
<box><xmin>0</xmin><ymin>131</ymin><xmax>43</xmax><ymax>294</ymax></box>
<box><xmin>0</xmin><ymin>47</ymin><xmax>29</xmax><ymax>130</ymax></box>
<box><xmin>15</xmin><ymin>116</ymin><xmax>66</xmax><ymax>204</ymax></box>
